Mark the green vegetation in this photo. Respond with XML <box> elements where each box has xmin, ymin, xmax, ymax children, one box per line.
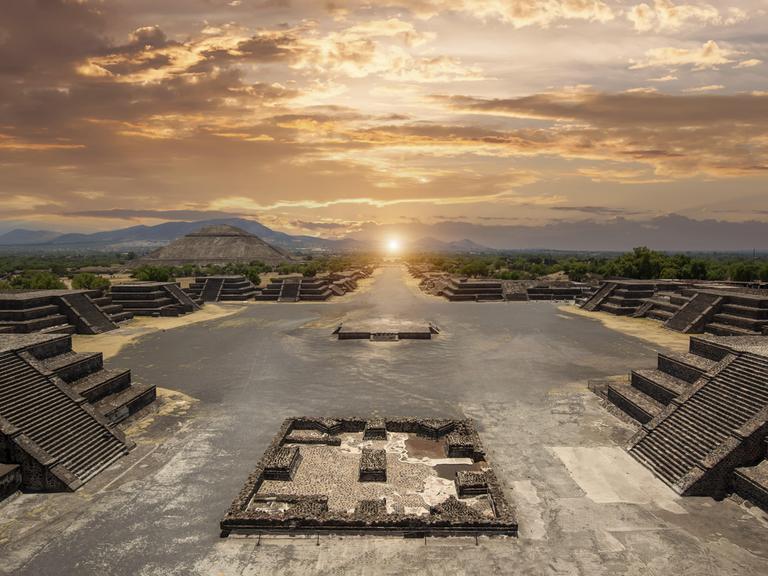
<box><xmin>0</xmin><ymin>271</ymin><xmax>66</xmax><ymax>290</ymax></box>
<box><xmin>132</xmin><ymin>265</ymin><xmax>176</xmax><ymax>282</ymax></box>
<box><xmin>0</xmin><ymin>253</ymin><xmax>133</xmax><ymax>276</ymax></box>
<box><xmin>408</xmin><ymin>247</ymin><xmax>768</xmax><ymax>282</ymax></box>
<box><xmin>128</xmin><ymin>255</ymin><xmax>377</xmax><ymax>284</ymax></box>
<box><xmin>71</xmin><ymin>273</ymin><xmax>111</xmax><ymax>290</ymax></box>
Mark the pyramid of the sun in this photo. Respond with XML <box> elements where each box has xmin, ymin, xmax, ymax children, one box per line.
<box><xmin>137</xmin><ymin>225</ymin><xmax>293</xmax><ymax>266</ymax></box>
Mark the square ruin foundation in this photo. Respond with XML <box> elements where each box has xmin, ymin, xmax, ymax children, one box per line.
<box><xmin>221</xmin><ymin>417</ymin><xmax>517</xmax><ymax>537</ymax></box>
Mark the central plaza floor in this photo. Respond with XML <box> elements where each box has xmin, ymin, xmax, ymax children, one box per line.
<box><xmin>1</xmin><ymin>266</ymin><xmax>766</xmax><ymax>575</ymax></box>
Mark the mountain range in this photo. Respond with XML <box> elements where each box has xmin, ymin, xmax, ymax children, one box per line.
<box><xmin>1</xmin><ymin>214</ymin><xmax>766</xmax><ymax>252</ymax></box>
<box><xmin>0</xmin><ymin>218</ymin><xmax>493</xmax><ymax>253</ymax></box>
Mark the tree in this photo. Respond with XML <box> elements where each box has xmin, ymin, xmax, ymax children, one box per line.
<box><xmin>72</xmin><ymin>273</ymin><xmax>111</xmax><ymax>290</ymax></box>
<box><xmin>133</xmin><ymin>266</ymin><xmax>174</xmax><ymax>282</ymax></box>
<box><xmin>10</xmin><ymin>271</ymin><xmax>66</xmax><ymax>290</ymax></box>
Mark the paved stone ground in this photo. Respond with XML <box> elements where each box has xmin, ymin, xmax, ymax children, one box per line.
<box><xmin>1</xmin><ymin>265</ymin><xmax>766</xmax><ymax>575</ymax></box>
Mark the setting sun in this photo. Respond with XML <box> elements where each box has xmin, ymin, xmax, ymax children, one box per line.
<box><xmin>386</xmin><ymin>238</ymin><xmax>402</xmax><ymax>254</ymax></box>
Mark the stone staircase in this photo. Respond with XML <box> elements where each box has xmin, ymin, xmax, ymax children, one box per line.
<box><xmin>664</xmin><ymin>292</ymin><xmax>722</xmax><ymax>333</ymax></box>
<box><xmin>186</xmin><ymin>276</ymin><xmax>257</xmax><ymax>302</ymax></box>
<box><xmin>14</xmin><ymin>333</ymin><xmax>156</xmax><ymax>426</ymax></box>
<box><xmin>200</xmin><ymin>278</ymin><xmax>224</xmax><ymax>302</ymax></box>
<box><xmin>0</xmin><ymin>349</ymin><xmax>131</xmax><ymax>491</ymax></box>
<box><xmin>58</xmin><ymin>292</ymin><xmax>118</xmax><ymax>335</ymax></box>
<box><xmin>162</xmin><ymin>282</ymin><xmax>202</xmax><ymax>310</ymax></box>
<box><xmin>641</xmin><ymin>291</ymin><xmax>690</xmax><ymax>322</ymax></box>
<box><xmin>89</xmin><ymin>292</ymin><xmax>134</xmax><ymax>324</ymax></box>
<box><xmin>580</xmin><ymin>281</ymin><xmax>616</xmax><ymax>311</ymax></box>
<box><xmin>278</xmin><ymin>281</ymin><xmax>300</xmax><ymax>302</ymax></box>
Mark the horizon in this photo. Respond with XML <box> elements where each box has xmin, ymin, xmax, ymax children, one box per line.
<box><xmin>1</xmin><ymin>1</ymin><xmax>767</xmax><ymax>247</ymax></box>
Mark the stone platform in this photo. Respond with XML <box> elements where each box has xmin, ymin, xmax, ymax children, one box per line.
<box><xmin>221</xmin><ymin>417</ymin><xmax>516</xmax><ymax>537</ymax></box>
<box><xmin>334</xmin><ymin>321</ymin><xmax>439</xmax><ymax>341</ymax></box>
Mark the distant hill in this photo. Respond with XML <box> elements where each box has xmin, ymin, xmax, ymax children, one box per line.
<box><xmin>0</xmin><ymin>229</ymin><xmax>62</xmax><ymax>245</ymax></box>
<box><xmin>0</xmin><ymin>218</ymin><xmax>358</xmax><ymax>252</ymax></box>
<box><xmin>410</xmin><ymin>237</ymin><xmax>495</xmax><ymax>253</ymax></box>
<box><xmin>2</xmin><ymin>213</ymin><xmax>767</xmax><ymax>253</ymax></box>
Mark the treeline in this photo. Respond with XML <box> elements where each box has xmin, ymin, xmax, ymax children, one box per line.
<box><xmin>131</xmin><ymin>254</ymin><xmax>376</xmax><ymax>285</ymax></box>
<box><xmin>408</xmin><ymin>247</ymin><xmax>768</xmax><ymax>282</ymax></box>
<box><xmin>0</xmin><ymin>252</ymin><xmax>378</xmax><ymax>291</ymax></box>
<box><xmin>0</xmin><ymin>253</ymin><xmax>134</xmax><ymax>276</ymax></box>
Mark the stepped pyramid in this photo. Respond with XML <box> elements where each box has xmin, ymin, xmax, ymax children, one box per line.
<box><xmin>0</xmin><ymin>333</ymin><xmax>154</xmax><ymax>492</ymax></box>
<box><xmin>137</xmin><ymin>225</ymin><xmax>292</xmax><ymax>266</ymax></box>
<box><xmin>592</xmin><ymin>335</ymin><xmax>768</xmax><ymax>509</ymax></box>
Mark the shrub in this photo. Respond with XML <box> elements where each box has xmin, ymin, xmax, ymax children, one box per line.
<box><xmin>72</xmin><ymin>273</ymin><xmax>111</xmax><ymax>290</ymax></box>
<box><xmin>133</xmin><ymin>265</ymin><xmax>174</xmax><ymax>282</ymax></box>
<box><xmin>10</xmin><ymin>271</ymin><xmax>66</xmax><ymax>290</ymax></box>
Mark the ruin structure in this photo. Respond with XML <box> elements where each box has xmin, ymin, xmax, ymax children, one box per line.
<box><xmin>581</xmin><ymin>281</ymin><xmax>768</xmax><ymax>336</ymax></box>
<box><xmin>0</xmin><ymin>333</ymin><xmax>155</xmax><ymax>494</ymax></box>
<box><xmin>185</xmin><ymin>275</ymin><xmax>258</xmax><ymax>302</ymax></box>
<box><xmin>0</xmin><ymin>289</ymin><xmax>131</xmax><ymax>335</ymax></box>
<box><xmin>110</xmin><ymin>282</ymin><xmax>201</xmax><ymax>317</ymax></box>
<box><xmin>221</xmin><ymin>417</ymin><xmax>517</xmax><ymax>536</ymax></box>
<box><xmin>136</xmin><ymin>224</ymin><xmax>293</xmax><ymax>267</ymax></box>
<box><xmin>591</xmin><ymin>335</ymin><xmax>768</xmax><ymax>509</ymax></box>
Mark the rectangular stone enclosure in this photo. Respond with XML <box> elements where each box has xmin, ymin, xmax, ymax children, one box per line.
<box><xmin>221</xmin><ymin>417</ymin><xmax>517</xmax><ymax>537</ymax></box>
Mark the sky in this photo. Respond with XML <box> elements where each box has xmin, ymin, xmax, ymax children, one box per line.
<box><xmin>1</xmin><ymin>0</ymin><xmax>767</xmax><ymax>245</ymax></box>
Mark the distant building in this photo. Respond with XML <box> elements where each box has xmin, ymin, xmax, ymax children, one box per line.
<box><xmin>135</xmin><ymin>224</ymin><xmax>293</xmax><ymax>267</ymax></box>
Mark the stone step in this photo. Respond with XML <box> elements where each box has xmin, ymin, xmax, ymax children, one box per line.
<box><xmin>95</xmin><ymin>381</ymin><xmax>157</xmax><ymax>425</ymax></box>
<box><xmin>39</xmin><ymin>351</ymin><xmax>104</xmax><ymax>383</ymax></box>
<box><xmin>657</xmin><ymin>352</ymin><xmax>715</xmax><ymax>384</ymax></box>
<box><xmin>0</xmin><ymin>304</ymin><xmax>61</xmax><ymax>321</ymax></box>
<box><xmin>734</xmin><ymin>460</ymin><xmax>768</xmax><ymax>512</ymax></box>
<box><xmin>712</xmin><ymin>313</ymin><xmax>766</xmax><ymax>330</ymax></box>
<box><xmin>70</xmin><ymin>368</ymin><xmax>132</xmax><ymax>402</ymax></box>
<box><xmin>721</xmin><ymin>304</ymin><xmax>768</xmax><ymax>319</ymax></box>
<box><xmin>39</xmin><ymin>324</ymin><xmax>77</xmax><ymax>335</ymax></box>
<box><xmin>606</xmin><ymin>381</ymin><xmax>663</xmax><ymax>424</ymax></box>
<box><xmin>705</xmin><ymin>322</ymin><xmax>761</xmax><ymax>336</ymax></box>
<box><xmin>647</xmin><ymin>309</ymin><xmax>674</xmax><ymax>321</ymax></box>
<box><xmin>631</xmin><ymin>369</ymin><xmax>688</xmax><ymax>404</ymax></box>
<box><xmin>0</xmin><ymin>314</ymin><xmax>71</xmax><ymax>332</ymax></box>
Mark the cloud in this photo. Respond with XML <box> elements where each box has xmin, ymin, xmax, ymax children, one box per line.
<box><xmin>682</xmin><ymin>84</ymin><xmax>724</xmax><ymax>92</ymax></box>
<box><xmin>648</xmin><ymin>74</ymin><xmax>678</xmax><ymax>82</ymax></box>
<box><xmin>735</xmin><ymin>58</ymin><xmax>763</xmax><ymax>69</ymax></box>
<box><xmin>549</xmin><ymin>206</ymin><xmax>645</xmax><ymax>216</ymax></box>
<box><xmin>629</xmin><ymin>40</ymin><xmax>744</xmax><ymax>70</ymax></box>
<box><xmin>291</xmin><ymin>220</ymin><xmax>352</xmax><ymax>230</ymax></box>
<box><xmin>328</xmin><ymin>1</ymin><xmax>615</xmax><ymax>28</ymax></box>
<box><xmin>436</xmin><ymin>89</ymin><xmax>768</xmax><ymax>177</ymax></box>
<box><xmin>627</xmin><ymin>1</ymin><xmax>726</xmax><ymax>32</ymax></box>
<box><xmin>62</xmin><ymin>209</ymin><xmax>252</xmax><ymax>220</ymax></box>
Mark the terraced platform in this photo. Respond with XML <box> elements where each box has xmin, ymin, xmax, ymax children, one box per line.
<box><xmin>187</xmin><ymin>275</ymin><xmax>258</xmax><ymax>302</ymax></box>
<box><xmin>110</xmin><ymin>282</ymin><xmax>198</xmax><ymax>317</ymax></box>
<box><xmin>593</xmin><ymin>334</ymin><xmax>768</xmax><ymax>506</ymax></box>
<box><xmin>0</xmin><ymin>333</ymin><xmax>155</xmax><ymax>426</ymax></box>
<box><xmin>0</xmin><ymin>289</ymin><xmax>128</xmax><ymax>335</ymax></box>
<box><xmin>0</xmin><ymin>339</ymin><xmax>134</xmax><ymax>492</ymax></box>
<box><xmin>440</xmin><ymin>279</ymin><xmax>504</xmax><ymax>301</ymax></box>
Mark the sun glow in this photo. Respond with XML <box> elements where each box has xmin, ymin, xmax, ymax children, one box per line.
<box><xmin>386</xmin><ymin>237</ymin><xmax>402</xmax><ymax>254</ymax></box>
